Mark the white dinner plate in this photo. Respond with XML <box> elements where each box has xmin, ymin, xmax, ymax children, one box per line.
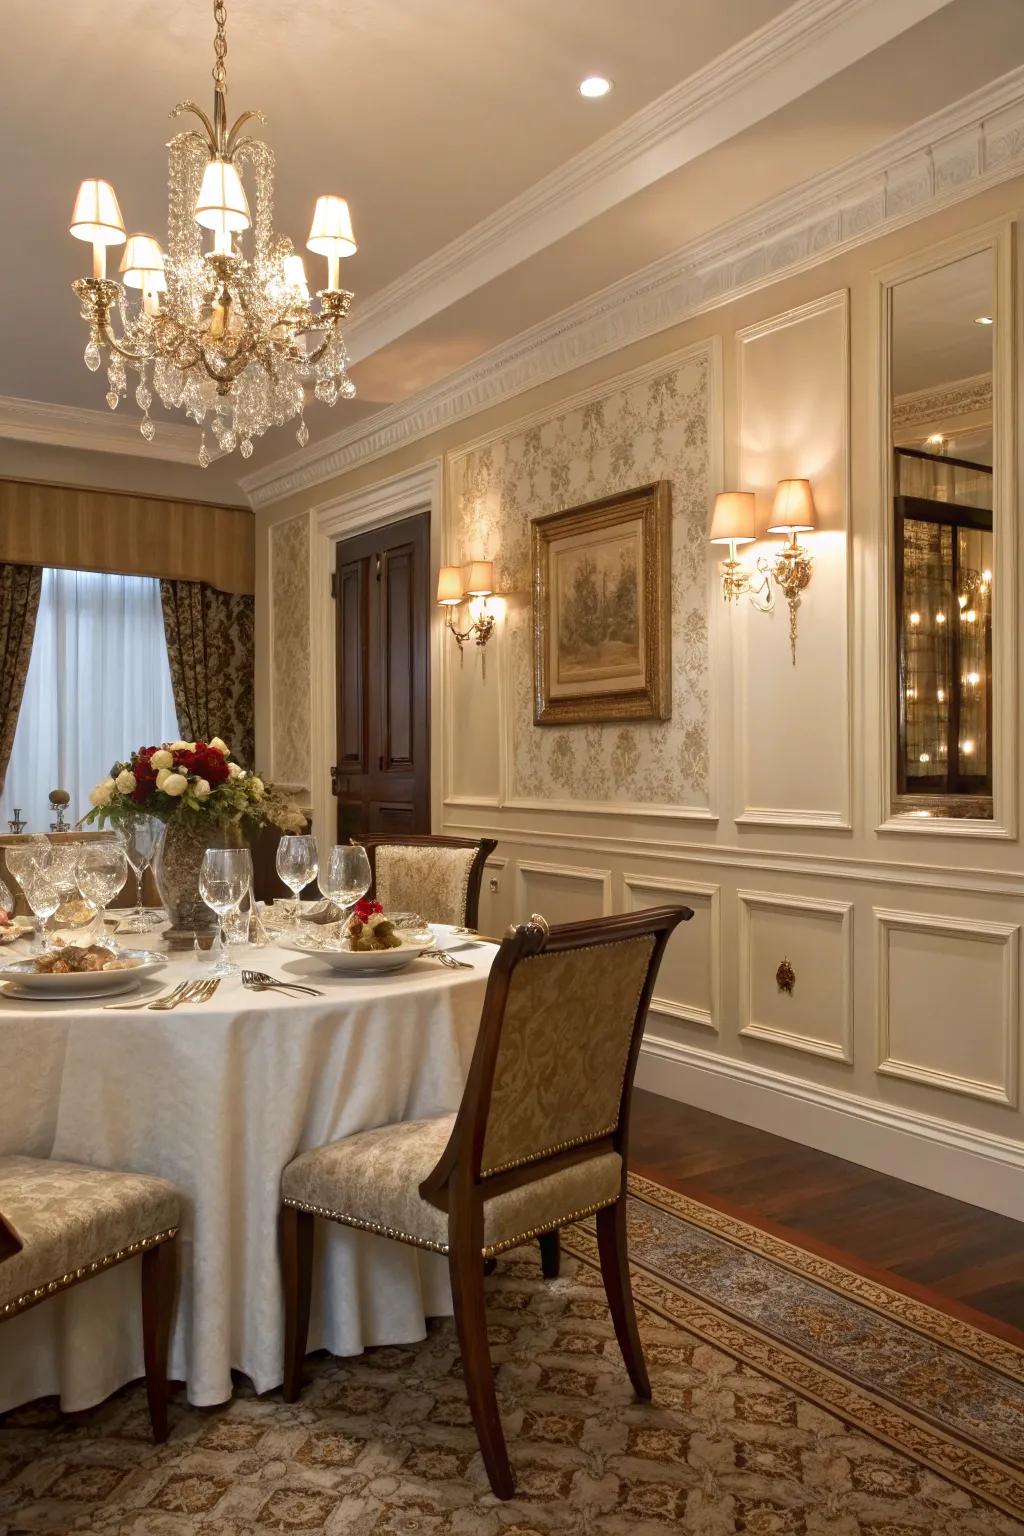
<box><xmin>279</xmin><ymin>935</ymin><xmax>436</xmax><ymax>976</ymax></box>
<box><xmin>428</xmin><ymin>923</ymin><xmax>483</xmax><ymax>952</ymax></box>
<box><xmin>0</xmin><ymin>949</ymin><xmax>166</xmax><ymax>1000</ymax></box>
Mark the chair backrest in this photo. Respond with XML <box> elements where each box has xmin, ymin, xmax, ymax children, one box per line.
<box><xmin>353</xmin><ymin>834</ymin><xmax>497</xmax><ymax>928</ymax></box>
<box><xmin>0</xmin><ymin>832</ymin><xmax>159</xmax><ymax>915</ymax></box>
<box><xmin>0</xmin><ymin>1211</ymin><xmax>21</xmax><ymax>1265</ymax></box>
<box><xmin>421</xmin><ymin>905</ymin><xmax>692</xmax><ymax>1207</ymax></box>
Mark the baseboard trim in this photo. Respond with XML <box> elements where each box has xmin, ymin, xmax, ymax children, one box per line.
<box><xmin>636</xmin><ymin>1033</ymin><xmax>1024</xmax><ymax>1221</ymax></box>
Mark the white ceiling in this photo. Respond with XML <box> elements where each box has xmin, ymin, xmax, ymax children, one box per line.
<box><xmin>2</xmin><ymin>0</ymin><xmax>1023</xmax><ymax>502</ymax></box>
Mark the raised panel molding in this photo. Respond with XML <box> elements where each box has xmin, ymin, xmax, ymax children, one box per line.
<box><xmin>514</xmin><ymin>860</ymin><xmax>612</xmax><ymax>925</ymax></box>
<box><xmin>623</xmin><ymin>873</ymin><xmax>721</xmax><ymax>1033</ymax></box>
<box><xmin>738</xmin><ymin>890</ymin><xmax>854</xmax><ymax>1063</ymax></box>
<box><xmin>875</xmin><ymin>908</ymin><xmax>1020</xmax><ymax>1106</ymax></box>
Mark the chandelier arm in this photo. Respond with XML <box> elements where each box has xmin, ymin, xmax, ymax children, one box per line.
<box><xmin>225</xmin><ymin>112</ymin><xmax>265</xmax><ymax>158</ymax></box>
<box><xmin>99</xmin><ymin>320</ymin><xmax>157</xmax><ymax>365</ymax></box>
<box><xmin>169</xmin><ymin>103</ymin><xmax>218</xmax><ymax>155</ymax></box>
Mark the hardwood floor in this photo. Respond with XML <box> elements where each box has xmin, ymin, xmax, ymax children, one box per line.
<box><xmin>629</xmin><ymin>1088</ymin><xmax>1024</xmax><ymax>1338</ymax></box>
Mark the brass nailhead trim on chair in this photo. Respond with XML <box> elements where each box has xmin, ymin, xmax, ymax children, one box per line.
<box><xmin>0</xmin><ymin>1226</ymin><xmax>179</xmax><ymax>1320</ymax></box>
<box><xmin>281</xmin><ymin>1195</ymin><xmax>618</xmax><ymax>1258</ymax></box>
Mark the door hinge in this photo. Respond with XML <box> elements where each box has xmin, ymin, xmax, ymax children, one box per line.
<box><xmin>330</xmin><ymin>572</ymin><xmax>338</xmax><ymax>599</ymax></box>
<box><xmin>375</xmin><ymin>553</ymin><xmax>382</xmax><ymax>583</ymax></box>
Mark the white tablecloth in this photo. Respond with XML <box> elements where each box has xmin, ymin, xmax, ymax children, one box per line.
<box><xmin>0</xmin><ymin>936</ymin><xmax>492</xmax><ymax>1410</ymax></box>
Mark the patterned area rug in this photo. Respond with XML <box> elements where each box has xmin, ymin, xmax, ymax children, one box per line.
<box><xmin>1</xmin><ymin>1174</ymin><xmax>1022</xmax><ymax>1534</ymax></box>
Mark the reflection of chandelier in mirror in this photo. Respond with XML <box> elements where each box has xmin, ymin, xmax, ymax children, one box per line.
<box><xmin>68</xmin><ymin>0</ymin><xmax>357</xmax><ymax>464</ymax></box>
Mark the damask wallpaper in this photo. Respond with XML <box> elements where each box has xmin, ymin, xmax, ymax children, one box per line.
<box><xmin>451</xmin><ymin>345</ymin><xmax>715</xmax><ymax>808</ymax></box>
<box><xmin>270</xmin><ymin>514</ymin><xmax>311</xmax><ymax>788</ymax></box>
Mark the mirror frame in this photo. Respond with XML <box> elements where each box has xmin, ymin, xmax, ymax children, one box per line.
<box><xmin>874</xmin><ymin>218</ymin><xmax>1017</xmax><ymax>839</ymax></box>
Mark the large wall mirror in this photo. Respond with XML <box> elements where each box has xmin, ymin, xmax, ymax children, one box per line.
<box><xmin>885</xmin><ymin>236</ymin><xmax>1009</xmax><ymax>824</ymax></box>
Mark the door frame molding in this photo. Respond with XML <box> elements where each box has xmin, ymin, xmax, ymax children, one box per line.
<box><xmin>309</xmin><ymin>460</ymin><xmax>444</xmax><ymax>854</ymax></box>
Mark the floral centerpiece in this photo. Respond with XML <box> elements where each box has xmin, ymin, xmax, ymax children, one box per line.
<box><xmin>85</xmin><ymin>737</ymin><xmax>305</xmax><ymax>943</ymax></box>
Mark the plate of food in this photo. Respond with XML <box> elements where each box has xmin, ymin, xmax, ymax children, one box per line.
<box><xmin>0</xmin><ymin>946</ymin><xmax>165</xmax><ymax>999</ymax></box>
<box><xmin>280</xmin><ymin>901</ymin><xmax>436</xmax><ymax>975</ymax></box>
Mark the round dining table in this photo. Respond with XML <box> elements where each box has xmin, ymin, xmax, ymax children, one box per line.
<box><xmin>0</xmin><ymin>930</ymin><xmax>494</xmax><ymax>1413</ymax></box>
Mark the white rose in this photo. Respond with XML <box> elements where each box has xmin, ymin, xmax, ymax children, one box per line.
<box><xmin>192</xmin><ymin>777</ymin><xmax>211</xmax><ymax>799</ymax></box>
<box><xmin>156</xmin><ymin>767</ymin><xmax>171</xmax><ymax>790</ymax></box>
<box><xmin>228</xmin><ymin>762</ymin><xmax>244</xmax><ymax>779</ymax></box>
<box><xmin>208</xmin><ymin>737</ymin><xmax>230</xmax><ymax>756</ymax></box>
<box><xmin>170</xmin><ymin>740</ymin><xmax>195</xmax><ymax>753</ymax></box>
<box><xmin>248</xmin><ymin>776</ymin><xmax>265</xmax><ymax>800</ymax></box>
<box><xmin>114</xmin><ymin>769</ymin><xmax>136</xmax><ymax>794</ymax></box>
<box><xmin>88</xmin><ymin>777</ymin><xmax>115</xmax><ymax>808</ymax></box>
<box><xmin>150</xmin><ymin>749</ymin><xmax>173</xmax><ymax>770</ymax></box>
<box><xmin>162</xmin><ymin>772</ymin><xmax>188</xmax><ymax>797</ymax></box>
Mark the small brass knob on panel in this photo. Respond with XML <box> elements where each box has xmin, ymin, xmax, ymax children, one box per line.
<box><xmin>776</xmin><ymin>958</ymin><xmax>795</xmax><ymax>994</ymax></box>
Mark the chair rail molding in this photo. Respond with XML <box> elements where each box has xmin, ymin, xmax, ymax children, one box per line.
<box><xmin>873</xmin><ymin>217</ymin><xmax>1018</xmax><ymax>841</ymax></box>
<box><xmin>737</xmin><ymin>889</ymin><xmax>854</xmax><ymax>1063</ymax></box>
<box><xmin>874</xmin><ymin>907</ymin><xmax>1020</xmax><ymax>1107</ymax></box>
<box><xmin>623</xmin><ymin>872</ymin><xmax>721</xmax><ymax>1033</ymax></box>
<box><xmin>242</xmin><ymin>67</ymin><xmax>1024</xmax><ymax>508</ymax></box>
<box><xmin>305</xmin><ymin>460</ymin><xmax>445</xmax><ymax>851</ymax></box>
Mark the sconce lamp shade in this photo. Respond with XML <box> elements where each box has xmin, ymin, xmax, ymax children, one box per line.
<box><xmin>767</xmin><ymin>478</ymin><xmax>817</xmax><ymax>534</ymax></box>
<box><xmin>307</xmin><ymin>195</ymin><xmax>357</xmax><ymax>258</ymax></box>
<box><xmin>709</xmin><ymin>491</ymin><xmax>756</xmax><ymax>545</ymax></box>
<box><xmin>463</xmin><ymin>560</ymin><xmax>493</xmax><ymax>596</ymax></box>
<box><xmin>120</xmin><ymin>234</ymin><xmax>166</xmax><ymax>291</ymax></box>
<box><xmin>194</xmin><ymin>158</ymin><xmax>252</xmax><ymax>235</ymax></box>
<box><xmin>70</xmin><ymin>179</ymin><xmax>126</xmax><ymax>245</ymax></box>
<box><xmin>436</xmin><ymin>566</ymin><xmax>464</xmax><ymax>606</ymax></box>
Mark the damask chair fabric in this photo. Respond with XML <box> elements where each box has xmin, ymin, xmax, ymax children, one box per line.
<box><xmin>372</xmin><ymin>843</ymin><xmax>478</xmax><ymax>926</ymax></box>
<box><xmin>0</xmin><ymin>1156</ymin><xmax>180</xmax><ymax>1319</ymax></box>
<box><xmin>282</xmin><ymin>1114</ymin><xmax>623</xmax><ymax>1257</ymax></box>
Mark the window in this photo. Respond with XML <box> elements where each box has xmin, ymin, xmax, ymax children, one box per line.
<box><xmin>0</xmin><ymin>568</ymin><xmax>179</xmax><ymax>833</ymax></box>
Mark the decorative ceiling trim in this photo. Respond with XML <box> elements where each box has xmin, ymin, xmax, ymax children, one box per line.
<box><xmin>243</xmin><ymin>65</ymin><xmax>1024</xmax><ymax>508</ymax></box>
<box><xmin>893</xmin><ymin>372</ymin><xmax>993</xmax><ymax>429</ymax></box>
<box><xmin>0</xmin><ymin>395</ymin><xmax>209</xmax><ymax>466</ymax></box>
<box><xmin>343</xmin><ymin>0</ymin><xmax>954</xmax><ymax>365</ymax></box>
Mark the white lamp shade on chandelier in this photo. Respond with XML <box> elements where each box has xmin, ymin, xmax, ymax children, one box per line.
<box><xmin>709</xmin><ymin>491</ymin><xmax>757</xmax><ymax>545</ymax></box>
<box><xmin>767</xmin><ymin>478</ymin><xmax>817</xmax><ymax>534</ymax></box>
<box><xmin>283</xmin><ymin>253</ymin><xmax>310</xmax><ymax>301</ymax></box>
<box><xmin>69</xmin><ymin>179</ymin><xmax>127</xmax><ymax>246</ymax></box>
<box><xmin>307</xmin><ymin>195</ymin><xmax>357</xmax><ymax>259</ymax></box>
<box><xmin>119</xmin><ymin>235</ymin><xmax>166</xmax><ymax>292</ymax></box>
<box><xmin>193</xmin><ymin>157</ymin><xmax>252</xmax><ymax>235</ymax></box>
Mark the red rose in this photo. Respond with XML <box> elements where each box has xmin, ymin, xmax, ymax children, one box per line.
<box><xmin>353</xmin><ymin>898</ymin><xmax>383</xmax><ymax>922</ymax></box>
<box><xmin>204</xmin><ymin>753</ymin><xmax>230</xmax><ymax>787</ymax></box>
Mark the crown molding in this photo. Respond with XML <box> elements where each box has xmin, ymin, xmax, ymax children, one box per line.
<box><xmin>0</xmin><ymin>395</ymin><xmax>207</xmax><ymax>466</ymax></box>
<box><xmin>893</xmin><ymin>371</ymin><xmax>993</xmax><ymax>428</ymax></box>
<box><xmin>243</xmin><ymin>66</ymin><xmax>1024</xmax><ymax>509</ymax></box>
<box><xmin>343</xmin><ymin>0</ymin><xmax>953</xmax><ymax>365</ymax></box>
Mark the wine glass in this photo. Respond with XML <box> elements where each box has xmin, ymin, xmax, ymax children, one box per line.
<box><xmin>275</xmin><ymin>834</ymin><xmax>319</xmax><ymax>923</ymax></box>
<box><xmin>77</xmin><ymin>843</ymin><xmax>129</xmax><ymax>945</ymax></box>
<box><xmin>322</xmin><ymin>844</ymin><xmax>371</xmax><ymax>916</ymax></box>
<box><xmin>120</xmin><ymin>816</ymin><xmax>165</xmax><ymax>932</ymax></box>
<box><xmin>18</xmin><ymin>866</ymin><xmax>61</xmax><ymax>952</ymax></box>
<box><xmin>199</xmin><ymin>847</ymin><xmax>252</xmax><ymax>978</ymax></box>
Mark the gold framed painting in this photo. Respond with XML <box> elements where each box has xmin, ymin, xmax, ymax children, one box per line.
<box><xmin>532</xmin><ymin>481</ymin><xmax>672</xmax><ymax>726</ymax></box>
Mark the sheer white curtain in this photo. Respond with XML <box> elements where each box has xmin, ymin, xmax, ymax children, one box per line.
<box><xmin>0</xmin><ymin>568</ymin><xmax>179</xmax><ymax>833</ymax></box>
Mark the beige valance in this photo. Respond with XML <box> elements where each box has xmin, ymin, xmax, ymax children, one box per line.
<box><xmin>0</xmin><ymin>478</ymin><xmax>253</xmax><ymax>595</ymax></box>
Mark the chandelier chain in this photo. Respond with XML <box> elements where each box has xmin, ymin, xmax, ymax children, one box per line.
<box><xmin>212</xmin><ymin>0</ymin><xmax>228</xmax><ymax>92</ymax></box>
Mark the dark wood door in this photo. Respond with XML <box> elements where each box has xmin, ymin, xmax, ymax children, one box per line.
<box><xmin>333</xmin><ymin>513</ymin><xmax>430</xmax><ymax>839</ymax></box>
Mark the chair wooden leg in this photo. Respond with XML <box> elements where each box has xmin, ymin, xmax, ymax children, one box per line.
<box><xmin>280</xmin><ymin>1204</ymin><xmax>314</xmax><ymax>1403</ymax></box>
<box><xmin>449</xmin><ymin>1238</ymin><xmax>515</xmax><ymax>1500</ymax></box>
<box><xmin>538</xmin><ymin>1230</ymin><xmax>560</xmax><ymax>1279</ymax></box>
<box><xmin>596</xmin><ymin>1200</ymin><xmax>650</xmax><ymax>1400</ymax></box>
<box><xmin>141</xmin><ymin>1235</ymin><xmax>177</xmax><ymax>1443</ymax></box>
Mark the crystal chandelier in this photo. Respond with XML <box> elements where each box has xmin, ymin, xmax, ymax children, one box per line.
<box><xmin>69</xmin><ymin>0</ymin><xmax>357</xmax><ymax>465</ymax></box>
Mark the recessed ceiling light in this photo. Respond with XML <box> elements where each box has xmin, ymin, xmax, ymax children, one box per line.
<box><xmin>579</xmin><ymin>75</ymin><xmax>612</xmax><ymax>98</ymax></box>
<box><xmin>975</xmin><ymin>314</ymin><xmax>994</xmax><ymax>325</ymax></box>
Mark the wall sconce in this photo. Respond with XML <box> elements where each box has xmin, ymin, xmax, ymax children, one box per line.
<box><xmin>436</xmin><ymin>560</ymin><xmax>497</xmax><ymax>653</ymax></box>
<box><xmin>709</xmin><ymin>480</ymin><xmax>817</xmax><ymax>664</ymax></box>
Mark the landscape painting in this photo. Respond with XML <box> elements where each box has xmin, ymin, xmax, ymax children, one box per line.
<box><xmin>532</xmin><ymin>483</ymin><xmax>671</xmax><ymax>725</ymax></box>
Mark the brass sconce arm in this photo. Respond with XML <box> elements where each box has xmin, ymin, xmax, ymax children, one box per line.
<box><xmin>771</xmin><ymin>533</ymin><xmax>814</xmax><ymax>665</ymax></box>
<box><xmin>710</xmin><ymin>480</ymin><xmax>817</xmax><ymax>664</ymax></box>
<box><xmin>442</xmin><ymin>600</ymin><xmax>496</xmax><ymax>651</ymax></box>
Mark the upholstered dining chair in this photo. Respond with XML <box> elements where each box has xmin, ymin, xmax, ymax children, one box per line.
<box><xmin>352</xmin><ymin>833</ymin><xmax>497</xmax><ymax>929</ymax></box>
<box><xmin>0</xmin><ymin>1156</ymin><xmax>181</xmax><ymax>1442</ymax></box>
<box><xmin>279</xmin><ymin>903</ymin><xmax>692</xmax><ymax>1498</ymax></box>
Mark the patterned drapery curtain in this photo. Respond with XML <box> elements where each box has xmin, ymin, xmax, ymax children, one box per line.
<box><xmin>160</xmin><ymin>580</ymin><xmax>255</xmax><ymax>768</ymax></box>
<box><xmin>0</xmin><ymin>564</ymin><xmax>42</xmax><ymax>796</ymax></box>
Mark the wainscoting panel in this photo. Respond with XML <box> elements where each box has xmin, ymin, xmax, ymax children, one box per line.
<box><xmin>514</xmin><ymin>860</ymin><xmax>612</xmax><ymax>926</ymax></box>
<box><xmin>735</xmin><ymin>292</ymin><xmax>851</xmax><ymax>828</ymax></box>
<box><xmin>623</xmin><ymin>873</ymin><xmax>720</xmax><ymax>1033</ymax></box>
<box><xmin>875</xmin><ymin>908</ymin><xmax>1019</xmax><ymax>1106</ymax></box>
<box><xmin>738</xmin><ymin>890</ymin><xmax>853</xmax><ymax>1062</ymax></box>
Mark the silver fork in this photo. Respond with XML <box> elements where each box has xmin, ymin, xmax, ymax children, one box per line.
<box><xmin>149</xmin><ymin>978</ymin><xmax>218</xmax><ymax>1010</ymax></box>
<box><xmin>430</xmin><ymin>950</ymin><xmax>474</xmax><ymax>970</ymax></box>
<box><xmin>241</xmin><ymin>969</ymin><xmax>324</xmax><ymax>998</ymax></box>
<box><xmin>104</xmin><ymin>979</ymin><xmax>191</xmax><ymax>1012</ymax></box>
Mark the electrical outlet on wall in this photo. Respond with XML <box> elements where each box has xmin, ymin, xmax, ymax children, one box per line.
<box><xmin>489</xmin><ymin>876</ymin><xmax>499</xmax><ymax>893</ymax></box>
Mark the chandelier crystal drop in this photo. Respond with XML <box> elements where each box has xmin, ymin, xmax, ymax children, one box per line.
<box><xmin>69</xmin><ymin>0</ymin><xmax>357</xmax><ymax>463</ymax></box>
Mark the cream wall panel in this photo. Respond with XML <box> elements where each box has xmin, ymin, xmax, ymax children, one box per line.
<box><xmin>738</xmin><ymin>891</ymin><xmax>853</xmax><ymax>1063</ymax></box>
<box><xmin>735</xmin><ymin>292</ymin><xmax>850</xmax><ymax>828</ymax></box>
<box><xmin>514</xmin><ymin>860</ymin><xmax>612</xmax><ymax>927</ymax></box>
<box><xmin>876</xmin><ymin>909</ymin><xmax>1019</xmax><ymax>1106</ymax></box>
<box><xmin>623</xmin><ymin>873</ymin><xmax>719</xmax><ymax>1033</ymax></box>
<box><xmin>444</xmin><ymin>635</ymin><xmax>502</xmax><ymax>807</ymax></box>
